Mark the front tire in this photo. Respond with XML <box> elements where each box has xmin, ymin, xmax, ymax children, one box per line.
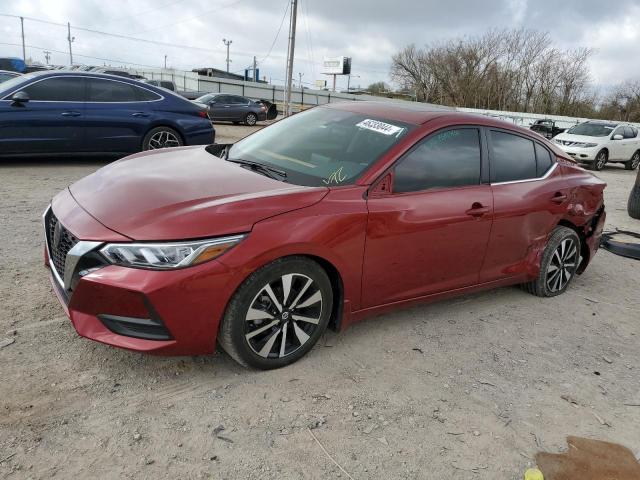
<box><xmin>629</xmin><ymin>169</ymin><xmax>640</xmax><ymax>219</ymax></box>
<box><xmin>218</xmin><ymin>257</ymin><xmax>333</xmax><ymax>369</ymax></box>
<box><xmin>624</xmin><ymin>151</ymin><xmax>640</xmax><ymax>170</ymax></box>
<box><xmin>592</xmin><ymin>150</ymin><xmax>607</xmax><ymax>171</ymax></box>
<box><xmin>142</xmin><ymin>126</ymin><xmax>183</xmax><ymax>150</ymax></box>
<box><xmin>522</xmin><ymin>226</ymin><xmax>581</xmax><ymax>297</ymax></box>
<box><xmin>244</xmin><ymin>112</ymin><xmax>258</xmax><ymax>126</ymax></box>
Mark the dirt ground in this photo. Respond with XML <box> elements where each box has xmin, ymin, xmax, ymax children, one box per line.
<box><xmin>1</xmin><ymin>123</ymin><xmax>639</xmax><ymax>479</ymax></box>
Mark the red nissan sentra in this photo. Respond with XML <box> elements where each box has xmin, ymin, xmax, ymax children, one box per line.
<box><xmin>44</xmin><ymin>101</ymin><xmax>606</xmax><ymax>369</ymax></box>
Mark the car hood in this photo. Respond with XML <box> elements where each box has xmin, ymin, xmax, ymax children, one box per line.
<box><xmin>554</xmin><ymin>133</ymin><xmax>604</xmax><ymax>143</ymax></box>
<box><xmin>69</xmin><ymin>146</ymin><xmax>328</xmax><ymax>240</ymax></box>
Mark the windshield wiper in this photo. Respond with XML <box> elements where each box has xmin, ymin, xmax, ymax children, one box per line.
<box><xmin>226</xmin><ymin>157</ymin><xmax>287</xmax><ymax>181</ymax></box>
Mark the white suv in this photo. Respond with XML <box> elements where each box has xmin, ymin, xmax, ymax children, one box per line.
<box><xmin>553</xmin><ymin>121</ymin><xmax>640</xmax><ymax>171</ymax></box>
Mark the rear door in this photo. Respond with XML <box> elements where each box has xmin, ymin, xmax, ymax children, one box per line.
<box><xmin>609</xmin><ymin>126</ymin><xmax>627</xmax><ymax>160</ymax></box>
<box><xmin>227</xmin><ymin>95</ymin><xmax>251</xmax><ymax>122</ymax></box>
<box><xmin>362</xmin><ymin>127</ymin><xmax>493</xmax><ymax>307</ymax></box>
<box><xmin>481</xmin><ymin>130</ymin><xmax>569</xmax><ymax>282</ymax></box>
<box><xmin>0</xmin><ymin>76</ymin><xmax>85</xmax><ymax>154</ymax></box>
<box><xmin>84</xmin><ymin>77</ymin><xmax>161</xmax><ymax>153</ymax></box>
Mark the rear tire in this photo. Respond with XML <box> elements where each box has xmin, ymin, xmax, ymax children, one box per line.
<box><xmin>592</xmin><ymin>150</ymin><xmax>607</xmax><ymax>171</ymax></box>
<box><xmin>244</xmin><ymin>112</ymin><xmax>258</xmax><ymax>126</ymax></box>
<box><xmin>629</xmin><ymin>170</ymin><xmax>640</xmax><ymax>219</ymax></box>
<box><xmin>624</xmin><ymin>151</ymin><xmax>640</xmax><ymax>170</ymax></box>
<box><xmin>142</xmin><ymin>126</ymin><xmax>183</xmax><ymax>151</ymax></box>
<box><xmin>218</xmin><ymin>257</ymin><xmax>333</xmax><ymax>369</ymax></box>
<box><xmin>522</xmin><ymin>226</ymin><xmax>581</xmax><ymax>297</ymax></box>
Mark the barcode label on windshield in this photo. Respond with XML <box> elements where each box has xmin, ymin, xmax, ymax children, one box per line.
<box><xmin>356</xmin><ymin>119</ymin><xmax>403</xmax><ymax>136</ymax></box>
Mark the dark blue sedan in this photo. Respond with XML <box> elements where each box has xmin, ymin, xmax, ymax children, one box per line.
<box><xmin>0</xmin><ymin>71</ymin><xmax>215</xmax><ymax>156</ymax></box>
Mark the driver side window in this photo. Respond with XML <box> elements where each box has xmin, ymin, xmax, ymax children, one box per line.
<box><xmin>394</xmin><ymin>128</ymin><xmax>482</xmax><ymax>193</ymax></box>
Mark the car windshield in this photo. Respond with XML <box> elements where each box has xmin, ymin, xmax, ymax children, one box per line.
<box><xmin>225</xmin><ymin>107</ymin><xmax>413</xmax><ymax>187</ymax></box>
<box><xmin>567</xmin><ymin>123</ymin><xmax>616</xmax><ymax>137</ymax></box>
<box><xmin>0</xmin><ymin>72</ymin><xmax>18</xmax><ymax>83</ymax></box>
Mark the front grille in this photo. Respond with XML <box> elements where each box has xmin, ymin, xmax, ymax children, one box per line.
<box><xmin>45</xmin><ymin>210</ymin><xmax>78</xmax><ymax>280</ymax></box>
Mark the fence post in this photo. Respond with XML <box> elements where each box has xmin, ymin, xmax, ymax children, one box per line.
<box><xmin>301</xmin><ymin>88</ymin><xmax>304</xmax><ymax>108</ymax></box>
<box><xmin>272</xmin><ymin>86</ymin><xmax>275</xmax><ymax>102</ymax></box>
<box><xmin>328</xmin><ymin>93</ymin><xmax>331</xmax><ymax>103</ymax></box>
<box><xmin>242</xmin><ymin>83</ymin><xmax>245</xmax><ymax>96</ymax></box>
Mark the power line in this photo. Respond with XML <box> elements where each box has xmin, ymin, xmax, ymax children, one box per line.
<box><xmin>258</xmin><ymin>0</ymin><xmax>289</xmax><ymax>64</ymax></box>
<box><xmin>131</xmin><ymin>0</ymin><xmax>244</xmax><ymax>35</ymax></box>
<box><xmin>0</xmin><ymin>41</ymin><xmax>164</xmax><ymax>69</ymax></box>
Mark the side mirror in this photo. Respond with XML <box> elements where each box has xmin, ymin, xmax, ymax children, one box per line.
<box><xmin>11</xmin><ymin>91</ymin><xmax>29</xmax><ymax>105</ymax></box>
<box><xmin>613</xmin><ymin>134</ymin><xmax>624</xmax><ymax>140</ymax></box>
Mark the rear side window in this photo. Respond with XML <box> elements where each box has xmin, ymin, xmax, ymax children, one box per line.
<box><xmin>87</xmin><ymin>78</ymin><xmax>157</xmax><ymax>103</ymax></box>
<box><xmin>136</xmin><ymin>87</ymin><xmax>162</xmax><ymax>101</ymax></box>
<box><xmin>490</xmin><ymin>131</ymin><xmax>537</xmax><ymax>183</ymax></box>
<box><xmin>534</xmin><ymin>143</ymin><xmax>554</xmax><ymax>176</ymax></box>
<box><xmin>623</xmin><ymin>127</ymin><xmax>635</xmax><ymax>139</ymax></box>
<box><xmin>394</xmin><ymin>128</ymin><xmax>481</xmax><ymax>193</ymax></box>
<box><xmin>632</xmin><ymin>127</ymin><xmax>639</xmax><ymax>137</ymax></box>
<box><xmin>23</xmin><ymin>77</ymin><xmax>85</xmax><ymax>101</ymax></box>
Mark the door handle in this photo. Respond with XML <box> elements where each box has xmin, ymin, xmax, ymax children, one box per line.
<box><xmin>465</xmin><ymin>202</ymin><xmax>490</xmax><ymax>217</ymax></box>
<box><xmin>551</xmin><ymin>192</ymin><xmax>568</xmax><ymax>204</ymax></box>
<box><xmin>61</xmin><ymin>111</ymin><xmax>81</xmax><ymax>117</ymax></box>
<box><xmin>131</xmin><ymin>112</ymin><xmax>150</xmax><ymax>117</ymax></box>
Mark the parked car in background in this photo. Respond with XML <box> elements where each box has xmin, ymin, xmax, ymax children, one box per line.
<box><xmin>0</xmin><ymin>57</ymin><xmax>26</xmax><ymax>73</ymax></box>
<box><xmin>143</xmin><ymin>79</ymin><xmax>209</xmax><ymax>100</ymax></box>
<box><xmin>553</xmin><ymin>121</ymin><xmax>640</xmax><ymax>170</ymax></box>
<box><xmin>530</xmin><ymin>119</ymin><xmax>566</xmax><ymax>139</ymax></box>
<box><xmin>0</xmin><ymin>70</ymin><xmax>20</xmax><ymax>83</ymax></box>
<box><xmin>195</xmin><ymin>92</ymin><xmax>270</xmax><ymax>125</ymax></box>
<box><xmin>0</xmin><ymin>71</ymin><xmax>214</xmax><ymax>157</ymax></box>
<box><xmin>43</xmin><ymin>101</ymin><xmax>606</xmax><ymax>369</ymax></box>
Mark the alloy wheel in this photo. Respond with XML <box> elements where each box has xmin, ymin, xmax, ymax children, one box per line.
<box><xmin>595</xmin><ymin>152</ymin><xmax>607</xmax><ymax>170</ymax></box>
<box><xmin>148</xmin><ymin>130</ymin><xmax>181</xmax><ymax>149</ymax></box>
<box><xmin>246</xmin><ymin>113</ymin><xmax>257</xmax><ymax>126</ymax></box>
<box><xmin>632</xmin><ymin>152</ymin><xmax>640</xmax><ymax>169</ymax></box>
<box><xmin>546</xmin><ymin>238</ymin><xmax>578</xmax><ymax>293</ymax></box>
<box><xmin>244</xmin><ymin>273</ymin><xmax>323</xmax><ymax>359</ymax></box>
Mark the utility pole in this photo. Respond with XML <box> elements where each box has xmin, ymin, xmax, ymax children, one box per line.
<box><xmin>284</xmin><ymin>0</ymin><xmax>298</xmax><ymax>117</ymax></box>
<box><xmin>298</xmin><ymin>72</ymin><xmax>304</xmax><ymax>88</ymax></box>
<box><xmin>347</xmin><ymin>74</ymin><xmax>359</xmax><ymax>92</ymax></box>
<box><xmin>222</xmin><ymin>38</ymin><xmax>232</xmax><ymax>72</ymax></box>
<box><xmin>164</xmin><ymin>54</ymin><xmax>167</xmax><ymax>69</ymax></box>
<box><xmin>67</xmin><ymin>22</ymin><xmax>74</xmax><ymax>66</ymax></box>
<box><xmin>43</xmin><ymin>50</ymin><xmax>51</xmax><ymax>65</ymax></box>
<box><xmin>20</xmin><ymin>17</ymin><xmax>26</xmax><ymax>62</ymax></box>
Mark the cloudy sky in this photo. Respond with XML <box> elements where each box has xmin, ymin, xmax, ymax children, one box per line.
<box><xmin>1</xmin><ymin>0</ymin><xmax>639</xmax><ymax>92</ymax></box>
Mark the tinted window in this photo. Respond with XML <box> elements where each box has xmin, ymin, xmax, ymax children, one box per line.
<box><xmin>0</xmin><ymin>72</ymin><xmax>18</xmax><ymax>82</ymax></box>
<box><xmin>394</xmin><ymin>128</ymin><xmax>481</xmax><ymax>193</ymax></box>
<box><xmin>136</xmin><ymin>86</ymin><xmax>161</xmax><ymax>101</ymax></box>
<box><xmin>228</xmin><ymin>95</ymin><xmax>248</xmax><ymax>104</ymax></box>
<box><xmin>623</xmin><ymin>127</ymin><xmax>635</xmax><ymax>139</ymax></box>
<box><xmin>160</xmin><ymin>81</ymin><xmax>174</xmax><ymax>90</ymax></box>
<box><xmin>612</xmin><ymin>127</ymin><xmax>625</xmax><ymax>138</ymax></box>
<box><xmin>87</xmin><ymin>78</ymin><xmax>138</xmax><ymax>102</ymax></box>
<box><xmin>490</xmin><ymin>131</ymin><xmax>537</xmax><ymax>182</ymax></box>
<box><xmin>632</xmin><ymin>127</ymin><xmax>639</xmax><ymax>138</ymax></box>
<box><xmin>535</xmin><ymin>143</ymin><xmax>553</xmax><ymax>176</ymax></box>
<box><xmin>216</xmin><ymin>95</ymin><xmax>232</xmax><ymax>104</ymax></box>
<box><xmin>23</xmin><ymin>77</ymin><xmax>85</xmax><ymax>101</ymax></box>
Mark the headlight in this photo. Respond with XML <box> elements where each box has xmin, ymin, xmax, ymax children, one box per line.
<box><xmin>100</xmin><ymin>234</ymin><xmax>246</xmax><ymax>269</ymax></box>
<box><xmin>581</xmin><ymin>143</ymin><xmax>597</xmax><ymax>148</ymax></box>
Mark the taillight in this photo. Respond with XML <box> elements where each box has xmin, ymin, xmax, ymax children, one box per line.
<box><xmin>198</xmin><ymin>110</ymin><xmax>208</xmax><ymax>118</ymax></box>
<box><xmin>260</xmin><ymin>106</ymin><xmax>267</xmax><ymax>112</ymax></box>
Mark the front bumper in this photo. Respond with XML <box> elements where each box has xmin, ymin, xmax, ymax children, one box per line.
<box><xmin>44</xmin><ymin>191</ymin><xmax>239</xmax><ymax>355</ymax></box>
<box><xmin>556</xmin><ymin>145</ymin><xmax>599</xmax><ymax>162</ymax></box>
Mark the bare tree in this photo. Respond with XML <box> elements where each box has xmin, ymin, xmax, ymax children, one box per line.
<box><xmin>390</xmin><ymin>29</ymin><xmax>597</xmax><ymax>117</ymax></box>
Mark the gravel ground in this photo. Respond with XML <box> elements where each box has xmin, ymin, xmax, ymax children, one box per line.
<box><xmin>1</xmin><ymin>124</ymin><xmax>639</xmax><ymax>479</ymax></box>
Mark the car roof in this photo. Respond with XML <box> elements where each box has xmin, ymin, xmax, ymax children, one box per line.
<box><xmin>324</xmin><ymin>100</ymin><xmax>544</xmax><ymax>134</ymax></box>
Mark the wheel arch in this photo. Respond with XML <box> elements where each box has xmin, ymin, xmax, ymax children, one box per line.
<box><xmin>556</xmin><ymin>219</ymin><xmax>590</xmax><ymax>274</ymax></box>
<box><xmin>301</xmin><ymin>254</ymin><xmax>345</xmax><ymax>332</ymax></box>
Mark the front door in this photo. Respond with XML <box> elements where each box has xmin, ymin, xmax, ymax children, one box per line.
<box><xmin>0</xmin><ymin>76</ymin><xmax>85</xmax><ymax>154</ymax></box>
<box><xmin>362</xmin><ymin>127</ymin><xmax>493</xmax><ymax>308</ymax></box>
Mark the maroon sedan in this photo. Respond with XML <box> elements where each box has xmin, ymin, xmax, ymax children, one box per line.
<box><xmin>44</xmin><ymin>102</ymin><xmax>606</xmax><ymax>369</ymax></box>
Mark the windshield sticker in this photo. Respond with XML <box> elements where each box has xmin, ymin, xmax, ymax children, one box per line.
<box><xmin>356</xmin><ymin>119</ymin><xmax>403</xmax><ymax>136</ymax></box>
<box><xmin>323</xmin><ymin>166</ymin><xmax>347</xmax><ymax>185</ymax></box>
